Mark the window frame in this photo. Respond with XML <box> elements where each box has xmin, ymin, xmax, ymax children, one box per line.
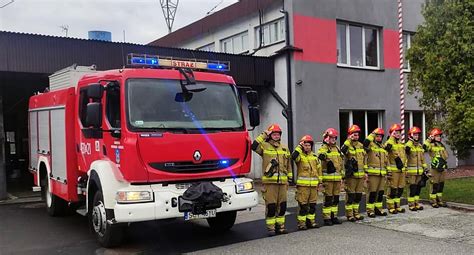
<box><xmin>197</xmin><ymin>43</ymin><xmax>215</xmax><ymax>52</ymax></box>
<box><xmin>220</xmin><ymin>31</ymin><xmax>249</xmax><ymax>54</ymax></box>
<box><xmin>254</xmin><ymin>18</ymin><xmax>285</xmax><ymax>48</ymax></box>
<box><xmin>339</xmin><ymin>110</ymin><xmax>384</xmax><ymax>143</ymax></box>
<box><xmin>337</xmin><ymin>22</ymin><xmax>381</xmax><ymax>70</ymax></box>
<box><xmin>402</xmin><ymin>32</ymin><xmax>413</xmax><ymax>72</ymax></box>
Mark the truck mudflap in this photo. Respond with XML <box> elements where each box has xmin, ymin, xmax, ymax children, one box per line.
<box><xmin>113</xmin><ymin>177</ymin><xmax>258</xmax><ymax>223</ymax></box>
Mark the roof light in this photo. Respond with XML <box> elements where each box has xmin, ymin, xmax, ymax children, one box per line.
<box><xmin>127</xmin><ymin>53</ymin><xmax>230</xmax><ymax>71</ymax></box>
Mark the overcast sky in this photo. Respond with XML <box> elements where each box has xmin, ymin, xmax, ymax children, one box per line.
<box><xmin>0</xmin><ymin>0</ymin><xmax>237</xmax><ymax>44</ymax></box>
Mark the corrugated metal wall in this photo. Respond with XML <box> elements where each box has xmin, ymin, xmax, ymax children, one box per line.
<box><xmin>0</xmin><ymin>32</ymin><xmax>274</xmax><ymax>87</ymax></box>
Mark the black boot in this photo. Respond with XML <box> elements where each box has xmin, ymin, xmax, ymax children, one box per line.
<box><xmin>331</xmin><ymin>212</ymin><xmax>342</xmax><ymax>224</ymax></box>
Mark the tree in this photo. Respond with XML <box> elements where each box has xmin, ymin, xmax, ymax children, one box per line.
<box><xmin>407</xmin><ymin>0</ymin><xmax>473</xmax><ymax>159</ymax></box>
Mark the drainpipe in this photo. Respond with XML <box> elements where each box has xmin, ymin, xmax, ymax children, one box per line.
<box><xmin>280</xmin><ymin>9</ymin><xmax>293</xmax><ymax>153</ymax></box>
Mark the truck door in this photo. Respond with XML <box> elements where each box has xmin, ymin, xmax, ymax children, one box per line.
<box><xmin>103</xmin><ymin>82</ymin><xmax>121</xmax><ymax>165</ymax></box>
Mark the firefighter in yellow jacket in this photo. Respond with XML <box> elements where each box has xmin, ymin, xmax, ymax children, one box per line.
<box><xmin>317</xmin><ymin>128</ymin><xmax>344</xmax><ymax>226</ymax></box>
<box><xmin>341</xmin><ymin>125</ymin><xmax>366</xmax><ymax>222</ymax></box>
<box><xmin>423</xmin><ymin>128</ymin><xmax>449</xmax><ymax>208</ymax></box>
<box><xmin>292</xmin><ymin>135</ymin><xmax>322</xmax><ymax>230</ymax></box>
<box><xmin>363</xmin><ymin>128</ymin><xmax>389</xmax><ymax>218</ymax></box>
<box><xmin>384</xmin><ymin>123</ymin><xmax>407</xmax><ymax>214</ymax></box>
<box><xmin>252</xmin><ymin>124</ymin><xmax>292</xmax><ymax>235</ymax></box>
<box><xmin>405</xmin><ymin>126</ymin><xmax>429</xmax><ymax>211</ymax></box>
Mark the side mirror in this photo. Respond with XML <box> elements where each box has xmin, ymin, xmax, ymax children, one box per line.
<box><xmin>87</xmin><ymin>83</ymin><xmax>104</xmax><ymax>100</ymax></box>
<box><xmin>246</xmin><ymin>90</ymin><xmax>259</xmax><ymax>106</ymax></box>
<box><xmin>248</xmin><ymin>106</ymin><xmax>260</xmax><ymax>127</ymax></box>
<box><xmin>175</xmin><ymin>92</ymin><xmax>193</xmax><ymax>102</ymax></box>
<box><xmin>86</xmin><ymin>102</ymin><xmax>102</xmax><ymax>128</ymax></box>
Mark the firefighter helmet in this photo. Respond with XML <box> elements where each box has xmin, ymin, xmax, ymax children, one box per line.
<box><xmin>429</xmin><ymin>128</ymin><xmax>443</xmax><ymax>137</ymax></box>
<box><xmin>348</xmin><ymin>124</ymin><xmax>361</xmax><ymax>135</ymax></box>
<box><xmin>408</xmin><ymin>126</ymin><xmax>422</xmax><ymax>136</ymax></box>
<box><xmin>323</xmin><ymin>128</ymin><xmax>338</xmax><ymax>138</ymax></box>
<box><xmin>300</xmin><ymin>135</ymin><xmax>314</xmax><ymax>143</ymax></box>
<box><xmin>389</xmin><ymin>123</ymin><xmax>403</xmax><ymax>133</ymax></box>
<box><xmin>267</xmin><ymin>124</ymin><xmax>282</xmax><ymax>134</ymax></box>
<box><xmin>373</xmin><ymin>128</ymin><xmax>385</xmax><ymax>136</ymax></box>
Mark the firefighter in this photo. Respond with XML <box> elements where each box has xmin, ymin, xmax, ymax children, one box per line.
<box><xmin>292</xmin><ymin>135</ymin><xmax>322</xmax><ymax>230</ymax></box>
<box><xmin>317</xmin><ymin>128</ymin><xmax>344</xmax><ymax>226</ymax></box>
<box><xmin>384</xmin><ymin>124</ymin><xmax>407</xmax><ymax>214</ymax></box>
<box><xmin>341</xmin><ymin>125</ymin><xmax>366</xmax><ymax>222</ymax></box>
<box><xmin>363</xmin><ymin>128</ymin><xmax>389</xmax><ymax>218</ymax></box>
<box><xmin>423</xmin><ymin>128</ymin><xmax>449</xmax><ymax>208</ymax></box>
<box><xmin>252</xmin><ymin>124</ymin><xmax>292</xmax><ymax>235</ymax></box>
<box><xmin>405</xmin><ymin>126</ymin><xmax>429</xmax><ymax>211</ymax></box>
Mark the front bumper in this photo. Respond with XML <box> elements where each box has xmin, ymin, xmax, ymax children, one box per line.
<box><xmin>113</xmin><ymin>177</ymin><xmax>258</xmax><ymax>223</ymax></box>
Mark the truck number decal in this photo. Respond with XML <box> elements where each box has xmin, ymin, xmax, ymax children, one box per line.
<box><xmin>80</xmin><ymin>142</ymin><xmax>91</xmax><ymax>155</ymax></box>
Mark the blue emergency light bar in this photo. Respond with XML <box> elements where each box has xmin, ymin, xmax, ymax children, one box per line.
<box><xmin>126</xmin><ymin>53</ymin><xmax>230</xmax><ymax>71</ymax></box>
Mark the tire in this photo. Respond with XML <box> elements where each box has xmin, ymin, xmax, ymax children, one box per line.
<box><xmin>207</xmin><ymin>210</ymin><xmax>237</xmax><ymax>232</ymax></box>
<box><xmin>91</xmin><ymin>190</ymin><xmax>125</xmax><ymax>248</ymax></box>
<box><xmin>41</xmin><ymin>176</ymin><xmax>68</xmax><ymax>217</ymax></box>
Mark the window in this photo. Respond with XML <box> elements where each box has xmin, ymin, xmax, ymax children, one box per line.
<box><xmin>197</xmin><ymin>43</ymin><xmax>215</xmax><ymax>52</ymax></box>
<box><xmin>220</xmin><ymin>32</ymin><xmax>249</xmax><ymax>54</ymax></box>
<box><xmin>404</xmin><ymin>111</ymin><xmax>425</xmax><ymax>141</ymax></box>
<box><xmin>339</xmin><ymin>110</ymin><xmax>384</xmax><ymax>142</ymax></box>
<box><xmin>337</xmin><ymin>23</ymin><xmax>380</xmax><ymax>68</ymax></box>
<box><xmin>255</xmin><ymin>18</ymin><xmax>285</xmax><ymax>47</ymax></box>
<box><xmin>106</xmin><ymin>83</ymin><xmax>121</xmax><ymax>128</ymax></box>
<box><xmin>79</xmin><ymin>88</ymin><xmax>89</xmax><ymax>127</ymax></box>
<box><xmin>402</xmin><ymin>32</ymin><xmax>413</xmax><ymax>71</ymax></box>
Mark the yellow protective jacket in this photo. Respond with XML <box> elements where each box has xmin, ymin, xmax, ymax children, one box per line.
<box><xmin>317</xmin><ymin>143</ymin><xmax>344</xmax><ymax>182</ymax></box>
<box><xmin>364</xmin><ymin>134</ymin><xmax>389</xmax><ymax>176</ymax></box>
<box><xmin>384</xmin><ymin>136</ymin><xmax>407</xmax><ymax>173</ymax></box>
<box><xmin>292</xmin><ymin>146</ymin><xmax>322</xmax><ymax>186</ymax></box>
<box><xmin>253</xmin><ymin>132</ymin><xmax>292</xmax><ymax>184</ymax></box>
<box><xmin>423</xmin><ymin>139</ymin><xmax>449</xmax><ymax>168</ymax></box>
<box><xmin>341</xmin><ymin>139</ymin><xmax>366</xmax><ymax>178</ymax></box>
<box><xmin>405</xmin><ymin>139</ymin><xmax>427</xmax><ymax>175</ymax></box>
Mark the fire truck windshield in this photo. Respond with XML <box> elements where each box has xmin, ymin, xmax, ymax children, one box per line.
<box><xmin>126</xmin><ymin>79</ymin><xmax>244</xmax><ymax>132</ymax></box>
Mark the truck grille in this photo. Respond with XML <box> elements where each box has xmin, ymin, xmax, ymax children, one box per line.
<box><xmin>149</xmin><ymin>159</ymin><xmax>238</xmax><ymax>173</ymax></box>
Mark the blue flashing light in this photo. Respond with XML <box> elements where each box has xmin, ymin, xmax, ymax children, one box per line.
<box><xmin>207</xmin><ymin>62</ymin><xmax>229</xmax><ymax>71</ymax></box>
<box><xmin>130</xmin><ymin>56</ymin><xmax>159</xmax><ymax>66</ymax></box>
<box><xmin>219</xmin><ymin>159</ymin><xmax>230</xmax><ymax>166</ymax></box>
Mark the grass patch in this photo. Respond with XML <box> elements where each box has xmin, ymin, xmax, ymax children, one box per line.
<box><xmin>419</xmin><ymin>177</ymin><xmax>474</xmax><ymax>204</ymax></box>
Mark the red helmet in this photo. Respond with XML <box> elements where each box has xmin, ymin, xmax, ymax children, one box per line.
<box><xmin>389</xmin><ymin>123</ymin><xmax>403</xmax><ymax>133</ymax></box>
<box><xmin>300</xmin><ymin>135</ymin><xmax>314</xmax><ymax>143</ymax></box>
<box><xmin>408</xmin><ymin>126</ymin><xmax>422</xmax><ymax>136</ymax></box>
<box><xmin>429</xmin><ymin>128</ymin><xmax>443</xmax><ymax>137</ymax></box>
<box><xmin>348</xmin><ymin>124</ymin><xmax>361</xmax><ymax>135</ymax></box>
<box><xmin>267</xmin><ymin>124</ymin><xmax>282</xmax><ymax>134</ymax></box>
<box><xmin>373</xmin><ymin>128</ymin><xmax>385</xmax><ymax>136</ymax></box>
<box><xmin>324</xmin><ymin>128</ymin><xmax>338</xmax><ymax>138</ymax></box>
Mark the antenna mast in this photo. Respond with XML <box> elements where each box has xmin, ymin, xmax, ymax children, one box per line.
<box><xmin>160</xmin><ymin>0</ymin><xmax>179</xmax><ymax>34</ymax></box>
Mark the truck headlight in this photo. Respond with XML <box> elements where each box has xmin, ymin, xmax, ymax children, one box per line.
<box><xmin>236</xmin><ymin>181</ymin><xmax>254</xmax><ymax>194</ymax></box>
<box><xmin>116</xmin><ymin>191</ymin><xmax>153</xmax><ymax>203</ymax></box>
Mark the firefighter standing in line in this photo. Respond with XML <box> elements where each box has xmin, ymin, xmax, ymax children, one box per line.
<box><xmin>341</xmin><ymin>125</ymin><xmax>366</xmax><ymax>222</ymax></box>
<box><xmin>317</xmin><ymin>128</ymin><xmax>344</xmax><ymax>226</ymax></box>
<box><xmin>405</xmin><ymin>126</ymin><xmax>429</xmax><ymax>211</ymax></box>
<box><xmin>384</xmin><ymin>124</ymin><xmax>407</xmax><ymax>214</ymax></box>
<box><xmin>252</xmin><ymin>124</ymin><xmax>292</xmax><ymax>236</ymax></box>
<box><xmin>423</xmin><ymin>128</ymin><xmax>449</xmax><ymax>208</ymax></box>
<box><xmin>292</xmin><ymin>135</ymin><xmax>322</xmax><ymax>230</ymax></box>
<box><xmin>363</xmin><ymin>128</ymin><xmax>389</xmax><ymax>218</ymax></box>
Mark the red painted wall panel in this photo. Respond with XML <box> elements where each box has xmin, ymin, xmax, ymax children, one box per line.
<box><xmin>293</xmin><ymin>14</ymin><xmax>337</xmax><ymax>64</ymax></box>
<box><xmin>383</xmin><ymin>29</ymin><xmax>400</xmax><ymax>69</ymax></box>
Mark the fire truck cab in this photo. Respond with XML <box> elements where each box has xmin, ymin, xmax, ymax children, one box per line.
<box><xmin>28</xmin><ymin>54</ymin><xmax>261</xmax><ymax>247</ymax></box>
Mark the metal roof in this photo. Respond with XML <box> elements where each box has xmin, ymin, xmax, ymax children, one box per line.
<box><xmin>0</xmin><ymin>31</ymin><xmax>274</xmax><ymax>87</ymax></box>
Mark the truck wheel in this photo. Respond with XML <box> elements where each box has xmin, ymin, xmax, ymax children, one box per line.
<box><xmin>91</xmin><ymin>190</ymin><xmax>124</xmax><ymax>248</ymax></box>
<box><xmin>42</xmin><ymin>176</ymin><xmax>68</xmax><ymax>216</ymax></box>
<box><xmin>207</xmin><ymin>210</ymin><xmax>237</xmax><ymax>232</ymax></box>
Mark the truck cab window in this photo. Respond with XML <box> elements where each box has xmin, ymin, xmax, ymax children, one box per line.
<box><xmin>106</xmin><ymin>85</ymin><xmax>121</xmax><ymax>128</ymax></box>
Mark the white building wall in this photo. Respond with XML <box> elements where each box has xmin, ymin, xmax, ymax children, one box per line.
<box><xmin>176</xmin><ymin>2</ymin><xmax>285</xmax><ymax>57</ymax></box>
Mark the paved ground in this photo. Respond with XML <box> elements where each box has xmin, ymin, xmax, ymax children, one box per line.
<box><xmin>1</xmin><ymin>200</ymin><xmax>473</xmax><ymax>255</ymax></box>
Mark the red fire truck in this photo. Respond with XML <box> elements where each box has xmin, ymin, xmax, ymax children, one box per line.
<box><xmin>28</xmin><ymin>54</ymin><xmax>261</xmax><ymax>247</ymax></box>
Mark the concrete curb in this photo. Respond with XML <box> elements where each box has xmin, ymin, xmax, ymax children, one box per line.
<box><xmin>419</xmin><ymin>199</ymin><xmax>474</xmax><ymax>212</ymax></box>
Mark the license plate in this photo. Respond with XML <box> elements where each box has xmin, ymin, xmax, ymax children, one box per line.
<box><xmin>184</xmin><ymin>209</ymin><xmax>216</xmax><ymax>221</ymax></box>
